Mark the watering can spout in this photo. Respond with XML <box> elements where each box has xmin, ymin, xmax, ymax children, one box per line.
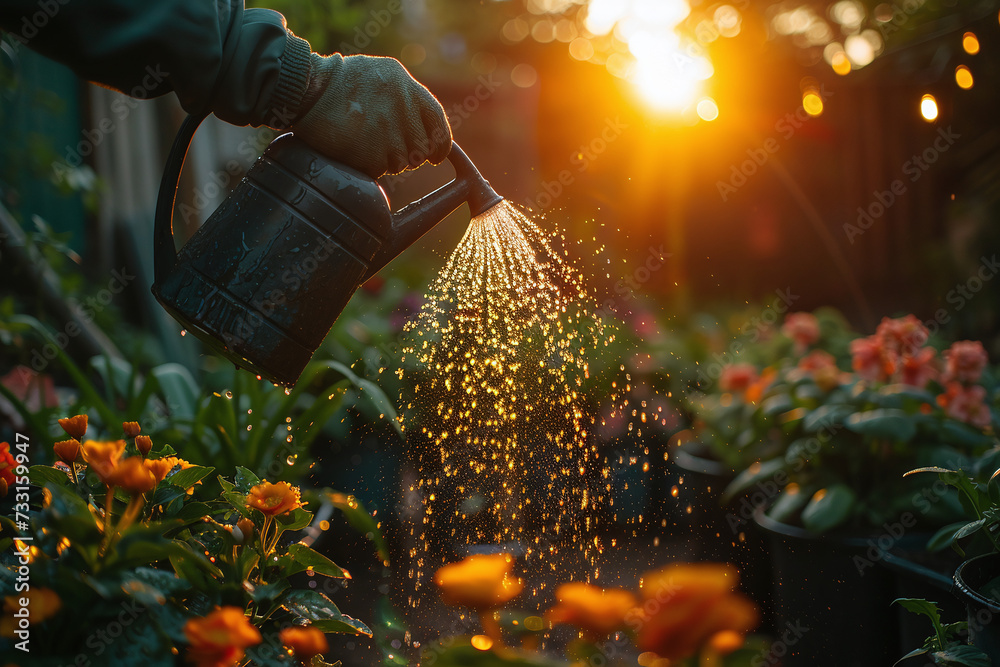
<box><xmin>361</xmin><ymin>143</ymin><xmax>503</xmax><ymax>282</ymax></box>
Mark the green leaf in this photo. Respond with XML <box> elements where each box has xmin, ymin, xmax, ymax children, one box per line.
<box><xmin>767</xmin><ymin>486</ymin><xmax>815</xmax><ymax>524</ymax></box>
<box><xmin>28</xmin><ymin>464</ymin><xmax>72</xmax><ymax>489</ymax></box>
<box><xmin>893</xmin><ymin>647</ymin><xmax>929</xmax><ymax>666</ymax></box>
<box><xmin>845</xmin><ymin>409</ymin><xmax>917</xmax><ymax>442</ymax></box>
<box><xmin>801</xmin><ymin>484</ymin><xmax>856</xmax><ymax>534</ymax></box>
<box><xmin>151</xmin><ymin>363</ymin><xmax>199</xmax><ymax>420</ymax></box>
<box><xmin>275</xmin><ymin>507</ymin><xmax>313</xmax><ymax>532</ymax></box>
<box><xmin>280</xmin><ymin>589</ymin><xmax>372</xmax><ymax>636</ymax></box>
<box><xmin>930</xmin><ymin>644</ymin><xmax>992</xmax><ymax>667</ymax></box>
<box><xmin>235</xmin><ymin>466</ymin><xmax>262</xmax><ymax>493</ymax></box>
<box><xmin>954</xmin><ymin>518</ymin><xmax>988</xmax><ymax>541</ymax></box>
<box><xmin>893</xmin><ymin>598</ymin><xmax>943</xmax><ymax>628</ymax></box>
<box><xmin>928</xmin><ymin>521</ymin><xmax>973</xmax><ymax>551</ymax></box>
<box><xmin>327</xmin><ymin>492</ymin><xmax>390</xmax><ymax>564</ymax></box>
<box><xmin>284</xmin><ymin>543</ymin><xmax>349</xmax><ymax>578</ymax></box>
<box><xmin>723</xmin><ymin>458</ymin><xmax>786</xmax><ymax>504</ymax></box>
<box><xmin>150</xmin><ymin>484</ymin><xmax>188</xmax><ymax>509</ymax></box>
<box><xmin>939</xmin><ymin>421</ymin><xmax>994</xmax><ymax>450</ymax></box>
<box><xmin>166</xmin><ymin>465</ymin><xmax>214</xmax><ymax>490</ymax></box>
<box><xmin>248</xmin><ymin>580</ymin><xmax>289</xmax><ymax>604</ymax></box>
<box><xmin>905</xmin><ymin>467</ymin><xmax>957</xmax><ymax>478</ymax></box>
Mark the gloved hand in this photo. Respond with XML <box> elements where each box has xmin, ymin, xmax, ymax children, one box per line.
<box><xmin>291</xmin><ymin>53</ymin><xmax>453</xmax><ymax>178</ymax></box>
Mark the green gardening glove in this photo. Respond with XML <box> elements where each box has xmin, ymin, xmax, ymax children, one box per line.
<box><xmin>291</xmin><ymin>53</ymin><xmax>453</xmax><ymax>178</ymax></box>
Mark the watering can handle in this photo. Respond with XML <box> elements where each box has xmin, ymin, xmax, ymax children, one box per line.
<box><xmin>154</xmin><ymin>113</ymin><xmax>207</xmax><ymax>285</ymax></box>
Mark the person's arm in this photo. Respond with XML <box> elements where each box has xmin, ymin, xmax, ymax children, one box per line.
<box><xmin>0</xmin><ymin>0</ymin><xmax>451</xmax><ymax>177</ymax></box>
<box><xmin>0</xmin><ymin>0</ymin><xmax>308</xmax><ymax>127</ymax></box>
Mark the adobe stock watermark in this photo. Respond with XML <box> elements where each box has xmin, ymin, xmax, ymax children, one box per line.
<box><xmin>593</xmin><ymin>245</ymin><xmax>671</xmax><ymax>321</ymax></box>
<box><xmin>522</xmin><ymin>116</ymin><xmax>629</xmax><ymax>212</ymax></box>
<box><xmin>877</xmin><ymin>0</ymin><xmax>927</xmax><ymax>38</ymax></box>
<box><xmin>717</xmin><ymin>85</ymin><xmax>834</xmax><ymax>202</ymax></box>
<box><xmin>337</xmin><ymin>0</ymin><xmax>404</xmax><ymax>55</ymax></box>
<box><xmin>697</xmin><ymin>287</ymin><xmax>800</xmax><ymax>385</ymax></box>
<box><xmin>51</xmin><ymin>65</ymin><xmax>169</xmax><ymax>181</ymax></box>
<box><xmin>843</xmin><ymin>126</ymin><xmax>960</xmax><ymax>244</ymax></box>
<box><xmin>750</xmin><ymin>621</ymin><xmax>810</xmax><ymax>666</ymax></box>
<box><xmin>27</xmin><ymin>267</ymin><xmax>136</xmax><ymax>372</ymax></box>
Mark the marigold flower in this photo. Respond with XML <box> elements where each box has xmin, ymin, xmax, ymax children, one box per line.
<box><xmin>81</xmin><ymin>440</ymin><xmax>126</xmax><ymax>484</ymax></box>
<box><xmin>135</xmin><ymin>435</ymin><xmax>153</xmax><ymax>456</ymax></box>
<box><xmin>280</xmin><ymin>626</ymin><xmax>329</xmax><ymax>662</ymax></box>
<box><xmin>945</xmin><ymin>341</ymin><xmax>989</xmax><ymax>384</ymax></box>
<box><xmin>876</xmin><ymin>315</ymin><xmax>929</xmax><ymax>357</ymax></box>
<box><xmin>899</xmin><ymin>347</ymin><xmax>938</xmax><ymax>388</ymax></box>
<box><xmin>435</xmin><ymin>553</ymin><xmax>524</xmax><ymax>611</ymax></box>
<box><xmin>0</xmin><ymin>442</ymin><xmax>17</xmax><ymax>488</ymax></box>
<box><xmin>183</xmin><ymin>607</ymin><xmax>262</xmax><ymax>667</ymax></box>
<box><xmin>718</xmin><ymin>364</ymin><xmax>758</xmax><ymax>394</ymax></box>
<box><xmin>106</xmin><ymin>456</ymin><xmax>157</xmax><ymax>495</ymax></box>
<box><xmin>245</xmin><ymin>481</ymin><xmax>303</xmax><ymax>516</ymax></box>
<box><xmin>782</xmin><ymin>312</ymin><xmax>820</xmax><ymax>351</ymax></box>
<box><xmin>938</xmin><ymin>382</ymin><xmax>992</xmax><ymax>429</ymax></box>
<box><xmin>143</xmin><ymin>456</ymin><xmax>179</xmax><ymax>484</ymax></box>
<box><xmin>546</xmin><ymin>582</ymin><xmax>637</xmax><ymax>638</ymax></box>
<box><xmin>53</xmin><ymin>439</ymin><xmax>81</xmax><ymax>464</ymax></box>
<box><xmin>635</xmin><ymin>563</ymin><xmax>759</xmax><ymax>661</ymax></box>
<box><xmin>122</xmin><ymin>421</ymin><xmax>141</xmax><ymax>438</ymax></box>
<box><xmin>57</xmin><ymin>414</ymin><xmax>88</xmax><ymax>440</ymax></box>
<box><xmin>707</xmin><ymin>629</ymin><xmax>746</xmax><ymax>655</ymax></box>
<box><xmin>1</xmin><ymin>588</ymin><xmax>61</xmax><ymax>637</ymax></box>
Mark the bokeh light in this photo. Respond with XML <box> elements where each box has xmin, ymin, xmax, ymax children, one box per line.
<box><xmin>803</xmin><ymin>91</ymin><xmax>824</xmax><ymax>116</ymax></box>
<box><xmin>696</xmin><ymin>97</ymin><xmax>720</xmax><ymax>121</ymax></box>
<box><xmin>963</xmin><ymin>32</ymin><xmax>980</xmax><ymax>55</ymax></box>
<box><xmin>920</xmin><ymin>94</ymin><xmax>939</xmax><ymax>122</ymax></box>
<box><xmin>511</xmin><ymin>63</ymin><xmax>539</xmax><ymax>88</ymax></box>
<box><xmin>955</xmin><ymin>65</ymin><xmax>974</xmax><ymax>89</ymax></box>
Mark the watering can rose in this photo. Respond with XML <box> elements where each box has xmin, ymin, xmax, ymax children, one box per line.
<box><xmin>434</xmin><ymin>553</ymin><xmax>524</xmax><ymax>610</ymax></box>
<box><xmin>545</xmin><ymin>582</ymin><xmax>637</xmax><ymax>638</ymax></box>
<box><xmin>245</xmin><ymin>480</ymin><xmax>303</xmax><ymax>516</ymax></box>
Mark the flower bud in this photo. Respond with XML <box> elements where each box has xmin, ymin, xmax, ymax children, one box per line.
<box><xmin>53</xmin><ymin>439</ymin><xmax>81</xmax><ymax>464</ymax></box>
<box><xmin>237</xmin><ymin>517</ymin><xmax>255</xmax><ymax>542</ymax></box>
<box><xmin>57</xmin><ymin>414</ymin><xmax>88</xmax><ymax>440</ymax></box>
<box><xmin>135</xmin><ymin>435</ymin><xmax>153</xmax><ymax>456</ymax></box>
<box><xmin>123</xmin><ymin>421</ymin><xmax>141</xmax><ymax>438</ymax></box>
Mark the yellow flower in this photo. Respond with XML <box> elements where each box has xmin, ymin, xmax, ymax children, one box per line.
<box><xmin>280</xmin><ymin>626</ymin><xmax>329</xmax><ymax>663</ymax></box>
<box><xmin>57</xmin><ymin>414</ymin><xmax>88</xmax><ymax>440</ymax></box>
<box><xmin>81</xmin><ymin>440</ymin><xmax>126</xmax><ymax>484</ymax></box>
<box><xmin>106</xmin><ymin>456</ymin><xmax>157</xmax><ymax>495</ymax></box>
<box><xmin>434</xmin><ymin>553</ymin><xmax>524</xmax><ymax>611</ymax></box>
<box><xmin>183</xmin><ymin>606</ymin><xmax>262</xmax><ymax>667</ymax></box>
<box><xmin>546</xmin><ymin>582</ymin><xmax>637</xmax><ymax>638</ymax></box>
<box><xmin>245</xmin><ymin>481</ymin><xmax>303</xmax><ymax>516</ymax></box>
<box><xmin>53</xmin><ymin>439</ymin><xmax>81</xmax><ymax>464</ymax></box>
<box><xmin>143</xmin><ymin>456</ymin><xmax>179</xmax><ymax>484</ymax></box>
<box><xmin>635</xmin><ymin>563</ymin><xmax>758</xmax><ymax>661</ymax></box>
<box><xmin>1</xmin><ymin>588</ymin><xmax>61</xmax><ymax>637</ymax></box>
<box><xmin>122</xmin><ymin>421</ymin><xmax>141</xmax><ymax>438</ymax></box>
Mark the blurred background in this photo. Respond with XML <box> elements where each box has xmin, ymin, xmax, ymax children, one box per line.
<box><xmin>3</xmin><ymin>0</ymin><xmax>1000</xmax><ymax>663</ymax></box>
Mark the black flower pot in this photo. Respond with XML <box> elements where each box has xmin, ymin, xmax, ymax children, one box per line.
<box><xmin>954</xmin><ymin>553</ymin><xmax>1000</xmax><ymax>658</ymax></box>
<box><xmin>673</xmin><ymin>444</ymin><xmax>774</xmax><ymax>632</ymax></box>
<box><xmin>753</xmin><ymin>508</ymin><xmax>899</xmax><ymax>666</ymax></box>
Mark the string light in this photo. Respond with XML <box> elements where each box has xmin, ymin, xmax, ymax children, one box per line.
<box><xmin>920</xmin><ymin>94</ymin><xmax>939</xmax><ymax>122</ymax></box>
<box><xmin>955</xmin><ymin>65</ymin><xmax>974</xmax><ymax>90</ymax></box>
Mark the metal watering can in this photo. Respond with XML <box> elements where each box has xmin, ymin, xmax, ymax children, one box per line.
<box><xmin>152</xmin><ymin>114</ymin><xmax>502</xmax><ymax>386</ymax></box>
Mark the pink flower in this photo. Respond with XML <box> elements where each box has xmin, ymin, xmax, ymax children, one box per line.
<box><xmin>876</xmin><ymin>315</ymin><xmax>929</xmax><ymax>357</ymax></box>
<box><xmin>850</xmin><ymin>335</ymin><xmax>892</xmax><ymax>382</ymax></box>
<box><xmin>938</xmin><ymin>382</ymin><xmax>992</xmax><ymax>429</ymax></box>
<box><xmin>782</xmin><ymin>312</ymin><xmax>820</xmax><ymax>351</ymax></box>
<box><xmin>899</xmin><ymin>347</ymin><xmax>938</xmax><ymax>388</ymax></box>
<box><xmin>945</xmin><ymin>341</ymin><xmax>989</xmax><ymax>384</ymax></box>
<box><xmin>798</xmin><ymin>350</ymin><xmax>842</xmax><ymax>392</ymax></box>
<box><xmin>718</xmin><ymin>364</ymin><xmax>759</xmax><ymax>393</ymax></box>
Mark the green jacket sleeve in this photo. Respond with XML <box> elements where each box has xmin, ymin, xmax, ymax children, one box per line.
<box><xmin>0</xmin><ymin>0</ymin><xmax>312</xmax><ymax>128</ymax></box>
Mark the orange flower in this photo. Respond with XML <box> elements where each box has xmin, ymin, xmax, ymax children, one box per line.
<box><xmin>434</xmin><ymin>553</ymin><xmax>524</xmax><ymax>611</ymax></box>
<box><xmin>57</xmin><ymin>414</ymin><xmax>88</xmax><ymax>440</ymax></box>
<box><xmin>53</xmin><ymin>439</ymin><xmax>81</xmax><ymax>464</ymax></box>
<box><xmin>122</xmin><ymin>421</ymin><xmax>141</xmax><ymax>438</ymax></box>
<box><xmin>900</xmin><ymin>347</ymin><xmax>938</xmax><ymax>388</ymax></box>
<box><xmin>280</xmin><ymin>626</ymin><xmax>329</xmax><ymax>663</ymax></box>
<box><xmin>143</xmin><ymin>457</ymin><xmax>179</xmax><ymax>484</ymax></box>
<box><xmin>135</xmin><ymin>435</ymin><xmax>153</xmax><ymax>456</ymax></box>
<box><xmin>183</xmin><ymin>607</ymin><xmax>262</xmax><ymax>667</ymax></box>
<box><xmin>81</xmin><ymin>440</ymin><xmax>126</xmax><ymax>484</ymax></box>
<box><xmin>634</xmin><ymin>563</ymin><xmax>759</xmax><ymax>661</ymax></box>
<box><xmin>782</xmin><ymin>312</ymin><xmax>820</xmax><ymax>351</ymax></box>
<box><xmin>106</xmin><ymin>456</ymin><xmax>157</xmax><ymax>495</ymax></box>
<box><xmin>798</xmin><ymin>350</ymin><xmax>842</xmax><ymax>392</ymax></box>
<box><xmin>0</xmin><ymin>442</ymin><xmax>17</xmax><ymax>487</ymax></box>
<box><xmin>236</xmin><ymin>517</ymin><xmax>255</xmax><ymax>543</ymax></box>
<box><xmin>945</xmin><ymin>340</ymin><xmax>989</xmax><ymax>384</ymax></box>
<box><xmin>718</xmin><ymin>364</ymin><xmax>758</xmax><ymax>393</ymax></box>
<box><xmin>1</xmin><ymin>588</ymin><xmax>61</xmax><ymax>638</ymax></box>
<box><xmin>0</xmin><ymin>478</ymin><xmax>7</xmax><ymax>498</ymax></box>
<box><xmin>546</xmin><ymin>582</ymin><xmax>637</xmax><ymax>638</ymax></box>
<box><xmin>245</xmin><ymin>481</ymin><xmax>303</xmax><ymax>516</ymax></box>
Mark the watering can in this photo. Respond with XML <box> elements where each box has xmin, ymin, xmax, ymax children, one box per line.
<box><xmin>152</xmin><ymin>114</ymin><xmax>502</xmax><ymax>386</ymax></box>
